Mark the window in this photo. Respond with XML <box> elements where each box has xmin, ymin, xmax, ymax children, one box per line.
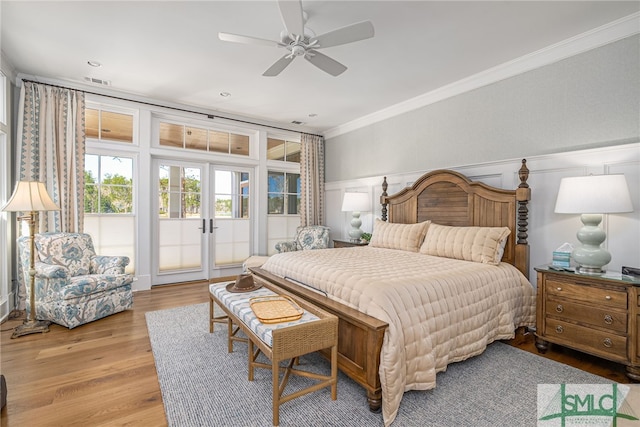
<box><xmin>158</xmin><ymin>166</ymin><xmax>201</xmax><ymax>219</ymax></box>
<box><xmin>215</xmin><ymin>170</ymin><xmax>250</xmax><ymax>219</ymax></box>
<box><xmin>0</xmin><ymin>71</ymin><xmax>6</xmax><ymax>125</ymax></box>
<box><xmin>85</xmin><ymin>155</ymin><xmax>134</xmax><ymax>214</ymax></box>
<box><xmin>86</xmin><ymin>108</ymin><xmax>134</xmax><ymax>143</ymax></box>
<box><xmin>267</xmin><ymin>138</ymin><xmax>300</xmax><ymax>163</ymax></box>
<box><xmin>268</xmin><ymin>172</ymin><xmax>300</xmax><ymax>214</ymax></box>
<box><xmin>159</xmin><ymin>122</ymin><xmax>250</xmax><ymax>156</ymax></box>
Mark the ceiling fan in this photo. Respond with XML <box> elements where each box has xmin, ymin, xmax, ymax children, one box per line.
<box><xmin>218</xmin><ymin>0</ymin><xmax>374</xmax><ymax>77</ymax></box>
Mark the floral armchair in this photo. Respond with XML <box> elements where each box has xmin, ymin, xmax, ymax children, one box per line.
<box><xmin>17</xmin><ymin>232</ymin><xmax>134</xmax><ymax>329</ymax></box>
<box><xmin>275</xmin><ymin>225</ymin><xmax>330</xmax><ymax>253</ymax></box>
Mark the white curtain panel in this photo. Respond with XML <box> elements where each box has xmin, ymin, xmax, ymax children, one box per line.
<box><xmin>15</xmin><ymin>81</ymin><xmax>86</xmax><ymax>308</ymax></box>
<box><xmin>299</xmin><ymin>133</ymin><xmax>325</xmax><ymax>226</ymax></box>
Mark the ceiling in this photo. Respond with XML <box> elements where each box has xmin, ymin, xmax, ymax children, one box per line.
<box><xmin>2</xmin><ymin>1</ymin><xmax>638</xmax><ymax>134</ymax></box>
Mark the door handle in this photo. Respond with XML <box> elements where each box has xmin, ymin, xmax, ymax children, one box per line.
<box><xmin>209</xmin><ymin>219</ymin><xmax>219</xmax><ymax>233</ymax></box>
<box><xmin>197</xmin><ymin>218</ymin><xmax>205</xmax><ymax>233</ymax></box>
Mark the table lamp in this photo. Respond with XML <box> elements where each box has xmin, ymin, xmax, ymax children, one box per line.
<box><xmin>554</xmin><ymin>174</ymin><xmax>633</xmax><ymax>274</ymax></box>
<box><xmin>341</xmin><ymin>192</ymin><xmax>370</xmax><ymax>242</ymax></box>
<box><xmin>2</xmin><ymin>181</ymin><xmax>60</xmax><ymax>338</ymax></box>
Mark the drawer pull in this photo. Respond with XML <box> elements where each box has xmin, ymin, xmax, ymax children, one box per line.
<box><xmin>556</xmin><ymin>287</ymin><xmax>562</xmax><ymax>291</ymax></box>
<box><xmin>555</xmin><ymin>325</ymin><xmax>564</xmax><ymax>334</ymax></box>
<box><xmin>605</xmin><ymin>295</ymin><xmax>612</xmax><ymax>301</ymax></box>
<box><xmin>603</xmin><ymin>315</ymin><xmax>613</xmax><ymax>325</ymax></box>
<box><xmin>555</xmin><ymin>304</ymin><xmax>564</xmax><ymax>313</ymax></box>
<box><xmin>603</xmin><ymin>338</ymin><xmax>613</xmax><ymax>348</ymax></box>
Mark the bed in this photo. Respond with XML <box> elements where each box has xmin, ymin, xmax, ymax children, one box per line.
<box><xmin>252</xmin><ymin>160</ymin><xmax>535</xmax><ymax>426</ymax></box>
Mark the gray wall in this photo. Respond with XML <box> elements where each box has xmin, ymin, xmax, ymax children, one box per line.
<box><xmin>325</xmin><ymin>35</ymin><xmax>639</xmax><ymax>182</ymax></box>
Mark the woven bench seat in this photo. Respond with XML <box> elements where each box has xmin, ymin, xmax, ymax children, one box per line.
<box><xmin>209</xmin><ymin>278</ymin><xmax>338</xmax><ymax>426</ymax></box>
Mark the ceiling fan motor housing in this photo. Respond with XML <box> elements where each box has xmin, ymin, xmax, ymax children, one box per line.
<box><xmin>291</xmin><ymin>45</ymin><xmax>306</xmax><ymax>56</ymax></box>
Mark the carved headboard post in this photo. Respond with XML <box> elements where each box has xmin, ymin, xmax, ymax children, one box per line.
<box><xmin>380</xmin><ymin>177</ymin><xmax>388</xmax><ymax>222</ymax></box>
<box><xmin>515</xmin><ymin>159</ymin><xmax>531</xmax><ymax>278</ymax></box>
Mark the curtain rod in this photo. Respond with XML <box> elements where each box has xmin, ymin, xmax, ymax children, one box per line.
<box><xmin>20</xmin><ymin>78</ymin><xmax>323</xmax><ymax>138</ymax></box>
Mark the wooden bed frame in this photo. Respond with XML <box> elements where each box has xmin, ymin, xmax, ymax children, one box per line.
<box><xmin>252</xmin><ymin>159</ymin><xmax>531</xmax><ymax>411</ymax></box>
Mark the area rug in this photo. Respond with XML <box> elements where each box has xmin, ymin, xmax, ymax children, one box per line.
<box><xmin>146</xmin><ymin>303</ymin><xmax>611</xmax><ymax>427</ymax></box>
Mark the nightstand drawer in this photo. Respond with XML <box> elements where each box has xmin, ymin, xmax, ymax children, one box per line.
<box><xmin>546</xmin><ymin>319</ymin><xmax>627</xmax><ymax>362</ymax></box>
<box><xmin>546</xmin><ymin>298</ymin><xmax>627</xmax><ymax>333</ymax></box>
<box><xmin>546</xmin><ymin>279</ymin><xmax>627</xmax><ymax>309</ymax></box>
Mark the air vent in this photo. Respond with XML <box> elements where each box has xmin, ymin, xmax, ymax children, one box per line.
<box><xmin>83</xmin><ymin>77</ymin><xmax>111</xmax><ymax>86</ymax></box>
<box><xmin>291</xmin><ymin>120</ymin><xmax>305</xmax><ymax>125</ymax></box>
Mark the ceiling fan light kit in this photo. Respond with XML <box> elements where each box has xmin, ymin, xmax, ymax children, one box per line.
<box><xmin>218</xmin><ymin>0</ymin><xmax>374</xmax><ymax>77</ymax></box>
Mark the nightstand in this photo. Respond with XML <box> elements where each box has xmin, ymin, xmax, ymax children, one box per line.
<box><xmin>534</xmin><ymin>265</ymin><xmax>640</xmax><ymax>381</ymax></box>
<box><xmin>333</xmin><ymin>239</ymin><xmax>368</xmax><ymax>248</ymax></box>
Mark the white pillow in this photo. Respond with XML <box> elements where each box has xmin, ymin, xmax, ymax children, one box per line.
<box><xmin>369</xmin><ymin>219</ymin><xmax>430</xmax><ymax>252</ymax></box>
<box><xmin>419</xmin><ymin>223</ymin><xmax>510</xmax><ymax>265</ymax></box>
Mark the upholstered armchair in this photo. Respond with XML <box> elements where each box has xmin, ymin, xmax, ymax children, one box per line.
<box><xmin>17</xmin><ymin>232</ymin><xmax>134</xmax><ymax>329</ymax></box>
<box><xmin>275</xmin><ymin>225</ymin><xmax>330</xmax><ymax>253</ymax></box>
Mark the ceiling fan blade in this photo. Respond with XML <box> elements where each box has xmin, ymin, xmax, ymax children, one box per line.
<box><xmin>277</xmin><ymin>0</ymin><xmax>304</xmax><ymax>37</ymax></box>
<box><xmin>310</xmin><ymin>21</ymin><xmax>375</xmax><ymax>49</ymax></box>
<box><xmin>218</xmin><ymin>32</ymin><xmax>284</xmax><ymax>48</ymax></box>
<box><xmin>305</xmin><ymin>51</ymin><xmax>347</xmax><ymax>76</ymax></box>
<box><xmin>263</xmin><ymin>55</ymin><xmax>295</xmax><ymax>76</ymax></box>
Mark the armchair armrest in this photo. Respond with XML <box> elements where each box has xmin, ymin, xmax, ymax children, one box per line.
<box><xmin>275</xmin><ymin>241</ymin><xmax>298</xmax><ymax>253</ymax></box>
<box><xmin>91</xmin><ymin>256</ymin><xmax>130</xmax><ymax>275</ymax></box>
<box><xmin>34</xmin><ymin>261</ymin><xmax>69</xmax><ymax>279</ymax></box>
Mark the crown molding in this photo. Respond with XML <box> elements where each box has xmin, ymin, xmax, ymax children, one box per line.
<box><xmin>323</xmin><ymin>12</ymin><xmax>640</xmax><ymax>140</ymax></box>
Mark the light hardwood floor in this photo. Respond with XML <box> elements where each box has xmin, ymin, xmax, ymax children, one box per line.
<box><xmin>0</xmin><ymin>280</ymin><xmax>632</xmax><ymax>426</ymax></box>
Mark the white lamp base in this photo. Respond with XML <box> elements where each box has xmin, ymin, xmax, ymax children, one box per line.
<box><xmin>572</xmin><ymin>213</ymin><xmax>610</xmax><ymax>274</ymax></box>
<box><xmin>348</xmin><ymin>211</ymin><xmax>363</xmax><ymax>242</ymax></box>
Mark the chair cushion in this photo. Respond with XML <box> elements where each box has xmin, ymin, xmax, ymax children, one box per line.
<box><xmin>35</xmin><ymin>233</ymin><xmax>96</xmax><ymax>277</ymax></box>
<box><xmin>61</xmin><ymin>274</ymin><xmax>134</xmax><ymax>300</ymax></box>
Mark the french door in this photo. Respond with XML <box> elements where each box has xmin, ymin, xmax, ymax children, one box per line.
<box><xmin>152</xmin><ymin>159</ymin><xmax>252</xmax><ymax>285</ymax></box>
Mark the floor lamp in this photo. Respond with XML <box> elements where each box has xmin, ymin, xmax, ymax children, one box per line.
<box><xmin>1</xmin><ymin>181</ymin><xmax>60</xmax><ymax>338</ymax></box>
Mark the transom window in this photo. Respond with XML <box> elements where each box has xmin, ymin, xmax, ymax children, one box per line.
<box><xmin>86</xmin><ymin>108</ymin><xmax>134</xmax><ymax>143</ymax></box>
<box><xmin>159</xmin><ymin>122</ymin><xmax>250</xmax><ymax>156</ymax></box>
<box><xmin>267</xmin><ymin>138</ymin><xmax>300</xmax><ymax>163</ymax></box>
<box><xmin>268</xmin><ymin>171</ymin><xmax>300</xmax><ymax>214</ymax></box>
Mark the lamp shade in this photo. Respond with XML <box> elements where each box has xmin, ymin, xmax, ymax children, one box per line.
<box><xmin>554</xmin><ymin>174</ymin><xmax>633</xmax><ymax>214</ymax></box>
<box><xmin>1</xmin><ymin>181</ymin><xmax>60</xmax><ymax>212</ymax></box>
<box><xmin>341</xmin><ymin>192</ymin><xmax>370</xmax><ymax>212</ymax></box>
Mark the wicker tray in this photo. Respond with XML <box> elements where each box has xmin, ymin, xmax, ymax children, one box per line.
<box><xmin>249</xmin><ymin>295</ymin><xmax>304</xmax><ymax>324</ymax></box>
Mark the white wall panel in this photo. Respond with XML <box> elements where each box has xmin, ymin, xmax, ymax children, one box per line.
<box><xmin>325</xmin><ymin>143</ymin><xmax>640</xmax><ymax>281</ymax></box>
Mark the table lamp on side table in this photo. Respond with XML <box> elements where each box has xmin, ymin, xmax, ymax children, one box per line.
<box><xmin>554</xmin><ymin>174</ymin><xmax>633</xmax><ymax>274</ymax></box>
<box><xmin>341</xmin><ymin>192</ymin><xmax>370</xmax><ymax>242</ymax></box>
<box><xmin>2</xmin><ymin>181</ymin><xmax>60</xmax><ymax>338</ymax></box>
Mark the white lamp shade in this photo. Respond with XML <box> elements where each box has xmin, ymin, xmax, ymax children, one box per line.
<box><xmin>1</xmin><ymin>181</ymin><xmax>60</xmax><ymax>212</ymax></box>
<box><xmin>554</xmin><ymin>174</ymin><xmax>633</xmax><ymax>214</ymax></box>
<box><xmin>341</xmin><ymin>192</ymin><xmax>370</xmax><ymax>212</ymax></box>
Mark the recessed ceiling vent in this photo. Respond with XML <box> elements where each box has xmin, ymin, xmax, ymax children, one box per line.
<box><xmin>291</xmin><ymin>120</ymin><xmax>305</xmax><ymax>125</ymax></box>
<box><xmin>83</xmin><ymin>76</ymin><xmax>111</xmax><ymax>86</ymax></box>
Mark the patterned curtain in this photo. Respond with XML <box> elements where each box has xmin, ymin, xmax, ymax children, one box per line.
<box><xmin>299</xmin><ymin>133</ymin><xmax>325</xmax><ymax>226</ymax></box>
<box><xmin>16</xmin><ymin>81</ymin><xmax>85</xmax><ymax>307</ymax></box>
<box><xmin>18</xmin><ymin>81</ymin><xmax>86</xmax><ymax>232</ymax></box>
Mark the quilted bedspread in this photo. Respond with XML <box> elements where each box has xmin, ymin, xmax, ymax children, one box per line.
<box><xmin>260</xmin><ymin>246</ymin><xmax>536</xmax><ymax>426</ymax></box>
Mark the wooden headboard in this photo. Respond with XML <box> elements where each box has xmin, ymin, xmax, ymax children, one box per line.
<box><xmin>380</xmin><ymin>159</ymin><xmax>531</xmax><ymax>278</ymax></box>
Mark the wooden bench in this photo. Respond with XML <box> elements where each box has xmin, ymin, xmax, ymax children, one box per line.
<box><xmin>209</xmin><ymin>278</ymin><xmax>338</xmax><ymax>426</ymax></box>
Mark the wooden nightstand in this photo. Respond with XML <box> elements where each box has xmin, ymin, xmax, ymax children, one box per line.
<box><xmin>534</xmin><ymin>265</ymin><xmax>640</xmax><ymax>381</ymax></box>
<box><xmin>333</xmin><ymin>239</ymin><xmax>369</xmax><ymax>248</ymax></box>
